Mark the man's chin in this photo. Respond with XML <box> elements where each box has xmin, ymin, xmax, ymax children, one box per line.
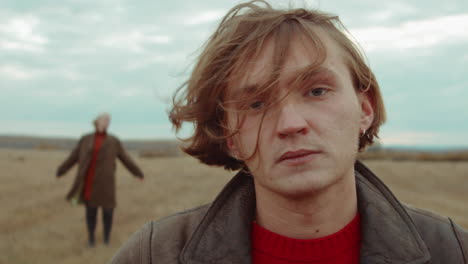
<box><xmin>275</xmin><ymin>173</ymin><xmax>333</xmax><ymax>197</ymax></box>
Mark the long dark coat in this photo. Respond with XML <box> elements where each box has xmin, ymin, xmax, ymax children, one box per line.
<box><xmin>57</xmin><ymin>133</ymin><xmax>144</xmax><ymax>208</ymax></box>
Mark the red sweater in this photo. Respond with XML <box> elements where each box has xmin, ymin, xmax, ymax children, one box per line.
<box><xmin>83</xmin><ymin>132</ymin><xmax>106</xmax><ymax>201</ymax></box>
<box><xmin>251</xmin><ymin>214</ymin><xmax>361</xmax><ymax>264</ymax></box>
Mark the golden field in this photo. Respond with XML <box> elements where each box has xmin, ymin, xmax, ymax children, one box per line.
<box><xmin>0</xmin><ymin>148</ymin><xmax>467</xmax><ymax>264</ymax></box>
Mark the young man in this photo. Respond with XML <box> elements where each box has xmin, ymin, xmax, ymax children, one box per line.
<box><xmin>57</xmin><ymin>113</ymin><xmax>144</xmax><ymax>247</ymax></box>
<box><xmin>111</xmin><ymin>1</ymin><xmax>467</xmax><ymax>263</ymax></box>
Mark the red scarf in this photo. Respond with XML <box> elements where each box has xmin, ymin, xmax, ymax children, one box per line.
<box><xmin>83</xmin><ymin>132</ymin><xmax>107</xmax><ymax>201</ymax></box>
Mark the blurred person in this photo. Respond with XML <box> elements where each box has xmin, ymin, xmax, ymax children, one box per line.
<box><xmin>112</xmin><ymin>1</ymin><xmax>468</xmax><ymax>263</ymax></box>
<box><xmin>56</xmin><ymin>112</ymin><xmax>144</xmax><ymax>248</ymax></box>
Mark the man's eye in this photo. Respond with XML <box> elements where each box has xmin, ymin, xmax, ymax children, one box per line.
<box><xmin>249</xmin><ymin>101</ymin><xmax>265</xmax><ymax>110</ymax></box>
<box><xmin>305</xmin><ymin>87</ymin><xmax>328</xmax><ymax>97</ymax></box>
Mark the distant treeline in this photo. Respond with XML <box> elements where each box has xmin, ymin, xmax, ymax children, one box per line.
<box><xmin>0</xmin><ymin>135</ymin><xmax>181</xmax><ymax>157</ymax></box>
<box><xmin>1</xmin><ymin>135</ymin><xmax>468</xmax><ymax>161</ymax></box>
<box><xmin>359</xmin><ymin>149</ymin><xmax>468</xmax><ymax>161</ymax></box>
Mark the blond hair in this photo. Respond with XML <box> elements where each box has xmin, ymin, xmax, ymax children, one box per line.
<box><xmin>93</xmin><ymin>112</ymin><xmax>111</xmax><ymax>127</ymax></box>
<box><xmin>170</xmin><ymin>0</ymin><xmax>386</xmax><ymax>170</ymax></box>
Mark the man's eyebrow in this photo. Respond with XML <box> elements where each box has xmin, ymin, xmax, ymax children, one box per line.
<box><xmin>228</xmin><ymin>66</ymin><xmax>338</xmax><ymax>100</ymax></box>
<box><xmin>292</xmin><ymin>66</ymin><xmax>338</xmax><ymax>85</ymax></box>
<box><xmin>229</xmin><ymin>84</ymin><xmax>260</xmax><ymax>100</ymax></box>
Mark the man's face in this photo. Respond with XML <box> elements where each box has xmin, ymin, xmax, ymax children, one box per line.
<box><xmin>96</xmin><ymin>115</ymin><xmax>110</xmax><ymax>133</ymax></box>
<box><xmin>225</xmin><ymin>31</ymin><xmax>374</xmax><ymax>198</ymax></box>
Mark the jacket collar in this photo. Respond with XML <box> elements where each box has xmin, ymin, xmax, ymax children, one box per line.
<box><xmin>355</xmin><ymin>161</ymin><xmax>430</xmax><ymax>264</ymax></box>
<box><xmin>84</xmin><ymin>132</ymin><xmax>110</xmax><ymax>154</ymax></box>
<box><xmin>180</xmin><ymin>161</ymin><xmax>431</xmax><ymax>264</ymax></box>
<box><xmin>180</xmin><ymin>171</ymin><xmax>256</xmax><ymax>264</ymax></box>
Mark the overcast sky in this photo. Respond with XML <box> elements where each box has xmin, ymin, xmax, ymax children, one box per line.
<box><xmin>1</xmin><ymin>0</ymin><xmax>467</xmax><ymax>148</ymax></box>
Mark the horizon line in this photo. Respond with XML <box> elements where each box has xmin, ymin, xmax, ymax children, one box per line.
<box><xmin>1</xmin><ymin>133</ymin><xmax>467</xmax><ymax>151</ymax></box>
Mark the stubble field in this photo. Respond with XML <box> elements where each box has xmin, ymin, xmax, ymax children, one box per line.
<box><xmin>0</xmin><ymin>148</ymin><xmax>467</xmax><ymax>264</ymax></box>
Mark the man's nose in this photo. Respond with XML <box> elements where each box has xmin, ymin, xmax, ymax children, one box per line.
<box><xmin>276</xmin><ymin>101</ymin><xmax>308</xmax><ymax>139</ymax></box>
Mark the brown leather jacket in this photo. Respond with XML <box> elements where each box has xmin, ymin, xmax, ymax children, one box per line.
<box><xmin>110</xmin><ymin>161</ymin><xmax>468</xmax><ymax>263</ymax></box>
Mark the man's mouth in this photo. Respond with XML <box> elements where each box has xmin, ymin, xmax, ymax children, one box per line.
<box><xmin>276</xmin><ymin>149</ymin><xmax>321</xmax><ymax>164</ymax></box>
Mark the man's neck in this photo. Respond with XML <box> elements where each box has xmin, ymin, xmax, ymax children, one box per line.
<box><xmin>254</xmin><ymin>171</ymin><xmax>358</xmax><ymax>239</ymax></box>
<box><xmin>95</xmin><ymin>130</ymin><xmax>107</xmax><ymax>135</ymax></box>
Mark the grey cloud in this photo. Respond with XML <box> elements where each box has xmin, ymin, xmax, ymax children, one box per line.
<box><xmin>349</xmin><ymin>13</ymin><xmax>468</xmax><ymax>53</ymax></box>
<box><xmin>1</xmin><ymin>0</ymin><xmax>468</xmax><ymax>142</ymax></box>
<box><xmin>0</xmin><ymin>13</ymin><xmax>48</xmax><ymax>53</ymax></box>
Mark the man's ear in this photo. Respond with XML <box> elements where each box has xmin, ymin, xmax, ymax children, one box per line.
<box><xmin>359</xmin><ymin>92</ymin><xmax>374</xmax><ymax>131</ymax></box>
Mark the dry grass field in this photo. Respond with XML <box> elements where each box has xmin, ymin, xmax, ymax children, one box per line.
<box><xmin>0</xmin><ymin>148</ymin><xmax>467</xmax><ymax>264</ymax></box>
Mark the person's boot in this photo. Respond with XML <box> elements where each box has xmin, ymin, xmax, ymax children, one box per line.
<box><xmin>88</xmin><ymin>236</ymin><xmax>95</xmax><ymax>248</ymax></box>
<box><xmin>103</xmin><ymin>226</ymin><xmax>111</xmax><ymax>246</ymax></box>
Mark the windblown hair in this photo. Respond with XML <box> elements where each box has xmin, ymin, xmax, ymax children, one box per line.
<box><xmin>93</xmin><ymin>112</ymin><xmax>111</xmax><ymax>128</ymax></box>
<box><xmin>169</xmin><ymin>0</ymin><xmax>386</xmax><ymax>170</ymax></box>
